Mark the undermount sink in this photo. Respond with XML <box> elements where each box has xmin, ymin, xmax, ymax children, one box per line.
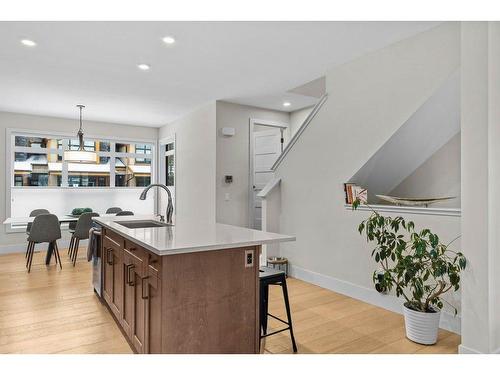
<box><xmin>116</xmin><ymin>220</ymin><xmax>172</xmax><ymax>229</ymax></box>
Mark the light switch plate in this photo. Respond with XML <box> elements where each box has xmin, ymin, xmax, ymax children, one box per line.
<box><xmin>222</xmin><ymin>127</ymin><xmax>236</xmax><ymax>136</ymax></box>
<box><xmin>244</xmin><ymin>249</ymin><xmax>254</xmax><ymax>268</ymax></box>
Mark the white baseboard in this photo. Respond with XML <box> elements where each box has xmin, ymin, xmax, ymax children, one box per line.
<box><xmin>458</xmin><ymin>344</ymin><xmax>481</xmax><ymax>354</ymax></box>
<box><xmin>289</xmin><ymin>264</ymin><xmax>461</xmax><ymax>335</ymax></box>
<box><xmin>0</xmin><ymin>239</ymin><xmax>88</xmax><ymax>255</ymax></box>
<box><xmin>458</xmin><ymin>344</ymin><xmax>500</xmax><ymax>354</ymax></box>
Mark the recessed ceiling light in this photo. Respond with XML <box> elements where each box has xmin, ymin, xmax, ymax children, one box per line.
<box><xmin>283</xmin><ymin>102</ymin><xmax>291</xmax><ymax>107</ymax></box>
<box><xmin>162</xmin><ymin>36</ymin><xmax>176</xmax><ymax>45</ymax></box>
<box><xmin>137</xmin><ymin>63</ymin><xmax>151</xmax><ymax>71</ymax></box>
<box><xmin>21</xmin><ymin>39</ymin><xmax>36</xmax><ymax>47</ymax></box>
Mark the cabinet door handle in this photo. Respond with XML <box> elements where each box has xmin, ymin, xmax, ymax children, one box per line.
<box><xmin>106</xmin><ymin>248</ymin><xmax>113</xmax><ymax>265</ymax></box>
<box><xmin>141</xmin><ymin>276</ymin><xmax>150</xmax><ymax>300</ymax></box>
<box><xmin>126</xmin><ymin>264</ymin><xmax>135</xmax><ymax>286</ymax></box>
<box><xmin>124</xmin><ymin>264</ymin><xmax>130</xmax><ymax>284</ymax></box>
<box><xmin>129</xmin><ymin>247</ymin><xmax>137</xmax><ymax>251</ymax></box>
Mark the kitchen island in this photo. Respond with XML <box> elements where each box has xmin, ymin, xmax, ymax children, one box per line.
<box><xmin>93</xmin><ymin>216</ymin><xmax>294</xmax><ymax>354</ymax></box>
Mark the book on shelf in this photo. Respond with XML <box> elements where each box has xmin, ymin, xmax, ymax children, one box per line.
<box><xmin>344</xmin><ymin>183</ymin><xmax>355</xmax><ymax>204</ymax></box>
<box><xmin>354</xmin><ymin>186</ymin><xmax>368</xmax><ymax>204</ymax></box>
<box><xmin>343</xmin><ymin>183</ymin><xmax>367</xmax><ymax>204</ymax></box>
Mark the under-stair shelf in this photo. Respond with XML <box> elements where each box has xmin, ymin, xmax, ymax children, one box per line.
<box><xmin>344</xmin><ymin>203</ymin><xmax>461</xmax><ymax>217</ymax></box>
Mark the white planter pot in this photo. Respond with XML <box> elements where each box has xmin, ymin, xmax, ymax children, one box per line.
<box><xmin>402</xmin><ymin>303</ymin><xmax>441</xmax><ymax>345</ymax></box>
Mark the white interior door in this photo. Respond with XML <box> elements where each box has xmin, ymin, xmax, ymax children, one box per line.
<box><xmin>251</xmin><ymin>128</ymin><xmax>282</xmax><ymax>229</ymax></box>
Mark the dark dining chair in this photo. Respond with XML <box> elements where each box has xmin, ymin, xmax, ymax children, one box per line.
<box><xmin>26</xmin><ymin>209</ymin><xmax>50</xmax><ymax>235</ymax></box>
<box><xmin>68</xmin><ymin>212</ymin><xmax>99</xmax><ymax>266</ymax></box>
<box><xmin>116</xmin><ymin>211</ymin><xmax>134</xmax><ymax>216</ymax></box>
<box><xmin>25</xmin><ymin>209</ymin><xmax>50</xmax><ymax>258</ymax></box>
<box><xmin>106</xmin><ymin>207</ymin><xmax>123</xmax><ymax>214</ymax></box>
<box><xmin>26</xmin><ymin>214</ymin><xmax>62</xmax><ymax>273</ymax></box>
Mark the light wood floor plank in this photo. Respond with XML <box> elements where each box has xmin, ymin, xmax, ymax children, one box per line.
<box><xmin>0</xmin><ymin>250</ymin><xmax>459</xmax><ymax>354</ymax></box>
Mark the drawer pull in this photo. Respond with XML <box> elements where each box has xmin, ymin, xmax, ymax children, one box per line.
<box><xmin>141</xmin><ymin>276</ymin><xmax>150</xmax><ymax>300</ymax></box>
<box><xmin>106</xmin><ymin>248</ymin><xmax>113</xmax><ymax>265</ymax></box>
<box><xmin>125</xmin><ymin>264</ymin><xmax>135</xmax><ymax>286</ymax></box>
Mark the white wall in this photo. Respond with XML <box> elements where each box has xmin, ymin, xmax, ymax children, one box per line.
<box><xmin>0</xmin><ymin>111</ymin><xmax>158</xmax><ymax>252</ymax></box>
<box><xmin>349</xmin><ymin>69</ymin><xmax>460</xmax><ymax>203</ymax></box>
<box><xmin>459</xmin><ymin>21</ymin><xmax>500</xmax><ymax>354</ymax></box>
<box><xmin>274</xmin><ymin>23</ymin><xmax>462</xmax><ymax>331</ymax></box>
<box><xmin>215</xmin><ymin>101</ymin><xmax>289</xmax><ymax>227</ymax></box>
<box><xmin>10</xmin><ymin>188</ymin><xmax>154</xmax><ymax>219</ymax></box>
<box><xmin>261</xmin><ymin>182</ymin><xmax>281</xmax><ymax>262</ymax></box>
<box><xmin>289</xmin><ymin>106</ymin><xmax>314</xmax><ymax>138</ymax></box>
<box><xmin>390</xmin><ymin>133</ymin><xmax>461</xmax><ymax>208</ymax></box>
<box><xmin>159</xmin><ymin>102</ymin><xmax>217</xmax><ymax>223</ymax></box>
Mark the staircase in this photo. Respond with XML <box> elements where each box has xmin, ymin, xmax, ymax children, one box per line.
<box><xmin>258</xmin><ymin>22</ymin><xmax>462</xmax><ymax>334</ymax></box>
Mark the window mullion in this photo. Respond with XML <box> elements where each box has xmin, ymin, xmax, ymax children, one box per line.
<box><xmin>110</xmin><ymin>141</ymin><xmax>116</xmax><ymax>188</ymax></box>
<box><xmin>62</xmin><ymin>139</ymin><xmax>69</xmax><ymax>187</ymax></box>
<box><xmin>12</xmin><ymin>135</ymin><xmax>154</xmax><ymax>189</ymax></box>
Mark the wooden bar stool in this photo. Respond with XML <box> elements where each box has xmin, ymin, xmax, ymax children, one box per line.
<box><xmin>259</xmin><ymin>266</ymin><xmax>297</xmax><ymax>353</ymax></box>
<box><xmin>266</xmin><ymin>256</ymin><xmax>289</xmax><ymax>277</ymax></box>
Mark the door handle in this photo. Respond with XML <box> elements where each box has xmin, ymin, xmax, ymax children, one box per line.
<box><xmin>125</xmin><ymin>264</ymin><xmax>135</xmax><ymax>286</ymax></box>
<box><xmin>124</xmin><ymin>264</ymin><xmax>130</xmax><ymax>284</ymax></box>
<box><xmin>141</xmin><ymin>276</ymin><xmax>150</xmax><ymax>300</ymax></box>
<box><xmin>106</xmin><ymin>248</ymin><xmax>113</xmax><ymax>265</ymax></box>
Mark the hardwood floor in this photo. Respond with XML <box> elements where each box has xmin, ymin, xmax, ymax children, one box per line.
<box><xmin>0</xmin><ymin>249</ymin><xmax>459</xmax><ymax>354</ymax></box>
<box><xmin>262</xmin><ymin>277</ymin><xmax>460</xmax><ymax>354</ymax></box>
<box><xmin>0</xmin><ymin>249</ymin><xmax>132</xmax><ymax>354</ymax></box>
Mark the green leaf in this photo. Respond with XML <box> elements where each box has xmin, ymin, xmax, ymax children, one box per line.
<box><xmin>459</xmin><ymin>257</ymin><xmax>467</xmax><ymax>270</ymax></box>
<box><xmin>358</xmin><ymin>222</ymin><xmax>365</xmax><ymax>235</ymax></box>
<box><xmin>351</xmin><ymin>205</ymin><xmax>466</xmax><ymax>308</ymax></box>
<box><xmin>352</xmin><ymin>199</ymin><xmax>360</xmax><ymax>210</ymax></box>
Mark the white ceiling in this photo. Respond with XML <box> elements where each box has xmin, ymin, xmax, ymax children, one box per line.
<box><xmin>0</xmin><ymin>21</ymin><xmax>440</xmax><ymax>127</ymax></box>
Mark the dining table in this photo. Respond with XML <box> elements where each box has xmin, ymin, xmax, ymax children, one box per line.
<box><xmin>2</xmin><ymin>214</ymin><xmax>114</xmax><ymax>265</ymax></box>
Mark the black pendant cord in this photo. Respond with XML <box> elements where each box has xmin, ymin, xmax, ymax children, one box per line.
<box><xmin>76</xmin><ymin>104</ymin><xmax>85</xmax><ymax>151</ymax></box>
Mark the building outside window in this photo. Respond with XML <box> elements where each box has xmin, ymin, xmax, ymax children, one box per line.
<box><xmin>165</xmin><ymin>142</ymin><xmax>175</xmax><ymax>187</ymax></box>
<box><xmin>11</xmin><ymin>134</ymin><xmax>154</xmax><ymax>188</ymax></box>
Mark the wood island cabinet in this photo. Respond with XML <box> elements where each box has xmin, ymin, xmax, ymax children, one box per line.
<box><xmin>102</xmin><ymin>233</ymin><xmax>123</xmax><ymax>319</ymax></box>
<box><xmin>100</xmin><ymin>227</ymin><xmax>260</xmax><ymax>354</ymax></box>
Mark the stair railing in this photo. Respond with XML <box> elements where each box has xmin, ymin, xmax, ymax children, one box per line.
<box><xmin>271</xmin><ymin>93</ymin><xmax>328</xmax><ymax>171</ymax></box>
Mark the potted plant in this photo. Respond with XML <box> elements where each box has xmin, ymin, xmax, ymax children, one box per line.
<box><xmin>352</xmin><ymin>199</ymin><xmax>466</xmax><ymax>345</ymax></box>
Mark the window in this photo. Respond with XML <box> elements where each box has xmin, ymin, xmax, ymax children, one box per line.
<box><xmin>165</xmin><ymin>142</ymin><xmax>175</xmax><ymax>187</ymax></box>
<box><xmin>115</xmin><ymin>157</ymin><xmax>152</xmax><ymax>187</ymax></box>
<box><xmin>10</xmin><ymin>133</ymin><xmax>154</xmax><ymax>188</ymax></box>
<box><xmin>68</xmin><ymin>139</ymin><xmax>97</xmax><ymax>151</ymax></box>
<box><xmin>14</xmin><ymin>151</ymin><xmax>62</xmax><ymax>186</ymax></box>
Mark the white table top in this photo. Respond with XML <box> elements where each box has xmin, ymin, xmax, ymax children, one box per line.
<box><xmin>94</xmin><ymin>215</ymin><xmax>295</xmax><ymax>256</ymax></box>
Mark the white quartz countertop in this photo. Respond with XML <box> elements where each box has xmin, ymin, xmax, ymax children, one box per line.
<box><xmin>93</xmin><ymin>215</ymin><xmax>295</xmax><ymax>256</ymax></box>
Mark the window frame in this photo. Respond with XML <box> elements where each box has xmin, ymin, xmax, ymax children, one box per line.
<box><xmin>158</xmin><ymin>134</ymin><xmax>176</xmax><ymax>219</ymax></box>
<box><xmin>5</xmin><ymin>128</ymin><xmax>158</xmax><ymax>232</ymax></box>
<box><xmin>8</xmin><ymin>129</ymin><xmax>156</xmax><ymax>189</ymax></box>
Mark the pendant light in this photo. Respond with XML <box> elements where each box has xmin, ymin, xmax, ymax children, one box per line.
<box><xmin>64</xmin><ymin>105</ymin><xmax>97</xmax><ymax>163</ymax></box>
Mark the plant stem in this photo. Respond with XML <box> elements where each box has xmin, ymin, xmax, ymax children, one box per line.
<box><xmin>424</xmin><ymin>280</ymin><xmax>445</xmax><ymax>311</ymax></box>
